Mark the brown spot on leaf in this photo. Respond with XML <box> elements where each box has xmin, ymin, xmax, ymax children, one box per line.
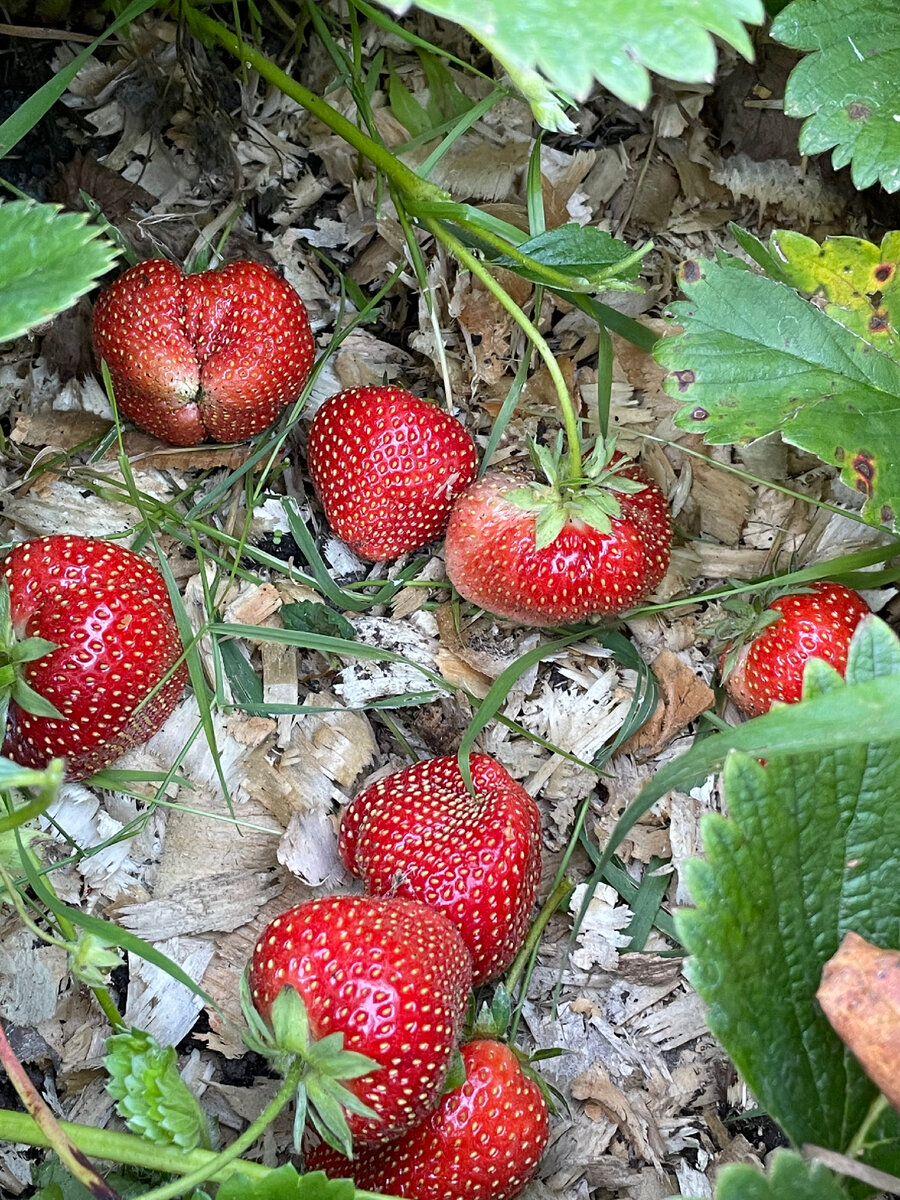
<box><xmin>834</xmin><ymin>446</ymin><xmax>845</xmax><ymax>462</ymax></box>
<box><xmin>690</xmin><ymin>406</ymin><xmax>709</xmax><ymax>421</ymax></box>
<box><xmin>672</xmin><ymin>369</ymin><xmax>696</xmax><ymax>391</ymax></box>
<box><xmin>868</xmin><ymin>310</ymin><xmax>890</xmax><ymax>334</ymax></box>
<box><xmin>846</xmin><ymin>101</ymin><xmax>872</xmax><ymax>121</ymax></box>
<box><xmin>882</xmin><ymin>504</ymin><xmax>895</xmax><ymax>526</ymax></box>
<box><xmin>852</xmin><ymin>450</ymin><xmax>876</xmax><ymax>494</ymax></box>
<box><xmin>873</xmin><ymin>263</ymin><xmax>894</xmax><ymax>283</ymax></box>
<box><xmin>680</xmin><ymin>260</ymin><xmax>702</xmax><ymax>283</ymax></box>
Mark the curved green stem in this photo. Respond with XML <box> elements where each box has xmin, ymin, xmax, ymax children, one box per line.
<box><xmin>423</xmin><ymin>217</ymin><xmax>584</xmax><ymax>480</ymax></box>
<box><xmin>845</xmin><ymin>1092</ymin><xmax>890</xmax><ymax>1160</ymax></box>
<box><xmin>504</xmin><ymin>875</ymin><xmax>575</xmax><ymax>998</ymax></box>
<box><xmin>183</xmin><ymin>5</ymin><xmax>447</xmax><ymax>207</ymax></box>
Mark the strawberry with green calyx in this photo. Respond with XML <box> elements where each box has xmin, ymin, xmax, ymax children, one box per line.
<box><xmin>444</xmin><ymin>434</ymin><xmax>672</xmax><ymax>627</ymax></box>
<box><xmin>305</xmin><ymin>1036</ymin><xmax>551</xmax><ymax>1200</ymax></box>
<box><xmin>92</xmin><ymin>258</ymin><xmax>315</xmax><ymax>446</ymax></box>
<box><xmin>338</xmin><ymin>753</ymin><xmax>542</xmax><ymax>986</ymax></box>
<box><xmin>716</xmin><ymin>581</ymin><xmax>871</xmax><ymax>718</ymax></box>
<box><xmin>0</xmin><ymin>535</ymin><xmax>187</xmax><ymax>781</ymax></box>
<box><xmin>306</xmin><ymin>384</ymin><xmax>477</xmax><ymax>561</ymax></box>
<box><xmin>241</xmin><ymin>976</ymin><xmax>381</xmax><ymax>1157</ymax></box>
<box><xmin>247</xmin><ymin>894</ymin><xmax>473</xmax><ymax>1152</ymax></box>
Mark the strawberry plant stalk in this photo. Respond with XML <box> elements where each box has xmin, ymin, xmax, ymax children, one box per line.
<box><xmin>422</xmin><ymin>216</ymin><xmax>586</xmax><ymax>480</ymax></box>
<box><xmin>0</xmin><ymin>1020</ymin><xmax>117</xmax><ymax>1200</ymax></box>
<box><xmin>0</xmin><ymin>1108</ymin><xmax>406</xmax><ymax>1198</ymax></box>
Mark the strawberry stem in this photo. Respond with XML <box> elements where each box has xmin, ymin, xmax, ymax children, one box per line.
<box><xmin>423</xmin><ymin>217</ymin><xmax>585</xmax><ymax>480</ymax></box>
<box><xmin>183</xmin><ymin>7</ymin><xmax>448</xmax><ymax>209</ymax></box>
<box><xmin>0</xmin><ymin>1106</ymin><xmax>405</xmax><ymax>1198</ymax></box>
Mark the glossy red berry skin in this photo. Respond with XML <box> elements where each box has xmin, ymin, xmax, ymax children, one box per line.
<box><xmin>339</xmin><ymin>753</ymin><xmax>541</xmax><ymax>987</ymax></box>
<box><xmin>443</xmin><ymin>458</ymin><xmax>671</xmax><ymax>627</ymax></box>
<box><xmin>92</xmin><ymin>258</ymin><xmax>315</xmax><ymax>445</ymax></box>
<box><xmin>306</xmin><ymin>1038</ymin><xmax>550</xmax><ymax>1200</ymax></box>
<box><xmin>722</xmin><ymin>581</ymin><xmax>871</xmax><ymax>717</ymax></box>
<box><xmin>248</xmin><ymin>894</ymin><xmax>472</xmax><ymax>1146</ymax></box>
<box><xmin>306</xmin><ymin>385</ymin><xmax>477</xmax><ymax>561</ymax></box>
<box><xmin>1</xmin><ymin>535</ymin><xmax>187</xmax><ymax>780</ymax></box>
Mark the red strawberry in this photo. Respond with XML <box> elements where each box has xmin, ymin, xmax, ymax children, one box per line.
<box><xmin>92</xmin><ymin>258</ymin><xmax>314</xmax><ymax>446</ymax></box>
<box><xmin>249</xmin><ymin>894</ymin><xmax>472</xmax><ymax>1146</ymax></box>
<box><xmin>339</xmin><ymin>754</ymin><xmax>541</xmax><ymax>987</ymax></box>
<box><xmin>0</xmin><ymin>535</ymin><xmax>187</xmax><ymax>780</ymax></box>
<box><xmin>306</xmin><ymin>385</ymin><xmax>477</xmax><ymax>560</ymax></box>
<box><xmin>444</xmin><ymin>438</ymin><xmax>672</xmax><ymax>626</ymax></box>
<box><xmin>306</xmin><ymin>1037</ymin><xmax>550</xmax><ymax>1200</ymax></box>
<box><xmin>720</xmin><ymin>581</ymin><xmax>871</xmax><ymax>718</ymax></box>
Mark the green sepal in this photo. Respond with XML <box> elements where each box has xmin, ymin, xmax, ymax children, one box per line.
<box><xmin>441</xmin><ymin>1045</ymin><xmax>466</xmax><ymax>1093</ymax></box>
<box><xmin>270</xmin><ymin>985</ymin><xmax>311</xmax><ymax>1056</ymax></box>
<box><xmin>533</xmin><ymin>499</ymin><xmax>569</xmax><ymax>551</ymax></box>
<box><xmin>239</xmin><ymin>966</ymin><xmax>278</xmax><ymax>1056</ymax></box>
<box><xmin>7</xmin><ymin>636</ymin><xmax>59</xmax><ymax>665</ymax></box>
<box><xmin>69</xmin><ymin>931</ymin><xmax>125</xmax><ymax>989</ymax></box>
<box><xmin>306</xmin><ymin>1037</ymin><xmax>380</xmax><ymax>1082</ymax></box>
<box><xmin>470</xmin><ymin>983</ymin><xmax>512</xmax><ymax>1039</ymax></box>
<box><xmin>528</xmin><ymin>435</ymin><xmax>562</xmax><ymax>486</ymax></box>
<box><xmin>0</xmin><ymin>580</ymin><xmax>64</xmax><ymax>719</ymax></box>
<box><xmin>304</xmin><ymin>1078</ymin><xmax>357</xmax><ymax>1160</ymax></box>
<box><xmin>565</xmin><ymin>489</ymin><xmax>621</xmax><ymax>531</ymax></box>
<box><xmin>11</xmin><ymin>677</ymin><xmax>65</xmax><ymax>720</ymax></box>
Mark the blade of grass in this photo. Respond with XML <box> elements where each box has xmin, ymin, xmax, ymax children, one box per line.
<box><xmin>0</xmin><ymin>0</ymin><xmax>156</xmax><ymax>163</ymax></box>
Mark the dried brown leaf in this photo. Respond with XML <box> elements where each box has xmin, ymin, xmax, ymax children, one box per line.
<box><xmin>621</xmin><ymin>649</ymin><xmax>714</xmax><ymax>760</ymax></box>
<box><xmin>817</xmin><ymin>930</ymin><xmax>900</xmax><ymax>1113</ymax></box>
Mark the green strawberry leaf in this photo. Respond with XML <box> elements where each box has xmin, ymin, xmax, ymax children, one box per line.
<box><xmin>104</xmin><ymin>1028</ymin><xmax>211</xmax><ymax>1151</ymax></box>
<box><xmin>675</xmin><ymin>616</ymin><xmax>900</xmax><ymax>1173</ymax></box>
<box><xmin>217</xmin><ymin>1166</ymin><xmax>355</xmax><ymax>1200</ymax></box>
<box><xmin>693</xmin><ymin>1149</ymin><xmax>849</xmax><ymax>1200</ymax></box>
<box><xmin>373</xmin><ymin>0</ymin><xmax>763</xmax><ymax>127</ymax></box>
<box><xmin>494</xmin><ymin>224</ymin><xmax>647</xmax><ymax>291</ymax></box>
<box><xmin>0</xmin><ymin>201</ymin><xmax>119</xmax><ymax>344</ymax></box>
<box><xmin>655</xmin><ymin>235</ymin><xmax>900</xmax><ymax>533</ymax></box>
<box><xmin>34</xmin><ymin>1158</ymin><xmax>157</xmax><ymax>1200</ymax></box>
<box><xmin>281</xmin><ymin>602</ymin><xmax>356</xmax><ymax>642</ymax></box>
<box><xmin>771</xmin><ymin>0</ymin><xmax>900</xmax><ymax>192</ymax></box>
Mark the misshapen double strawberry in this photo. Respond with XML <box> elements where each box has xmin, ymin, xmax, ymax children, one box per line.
<box><xmin>339</xmin><ymin>753</ymin><xmax>541</xmax><ymax>987</ymax></box>
<box><xmin>92</xmin><ymin>259</ymin><xmax>315</xmax><ymax>445</ymax></box>
<box><xmin>0</xmin><ymin>535</ymin><xmax>187</xmax><ymax>780</ymax></box>
<box><xmin>306</xmin><ymin>385</ymin><xmax>477</xmax><ymax>560</ymax></box>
